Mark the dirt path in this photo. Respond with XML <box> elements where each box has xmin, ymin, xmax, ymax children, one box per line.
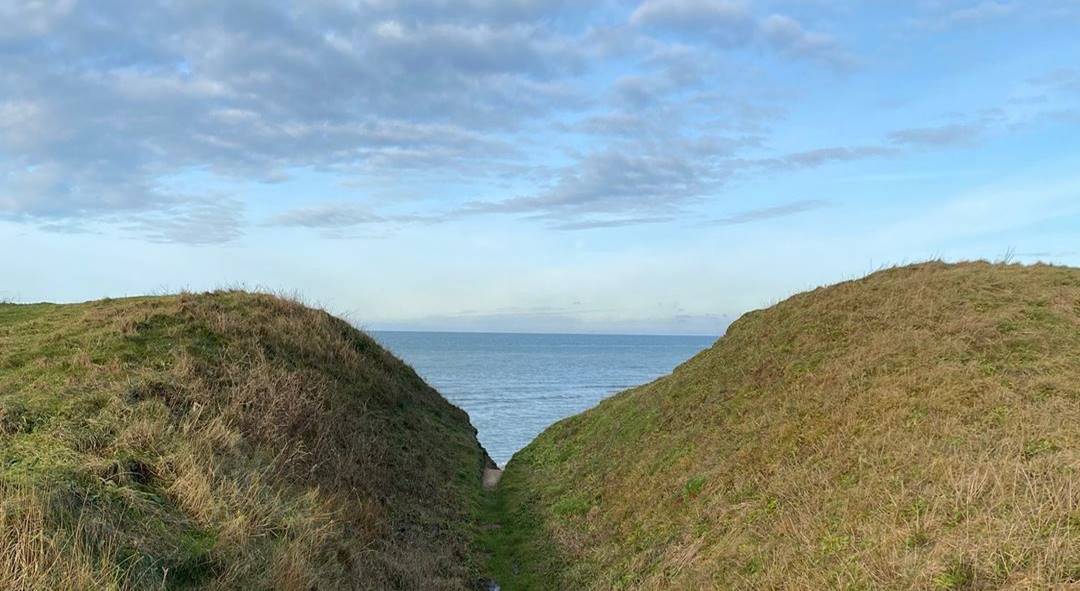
<box><xmin>482</xmin><ymin>468</ymin><xmax>503</xmax><ymax>491</ymax></box>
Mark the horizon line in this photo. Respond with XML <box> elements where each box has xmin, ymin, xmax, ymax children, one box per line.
<box><xmin>366</xmin><ymin>327</ymin><xmax>722</xmax><ymax>339</ymax></box>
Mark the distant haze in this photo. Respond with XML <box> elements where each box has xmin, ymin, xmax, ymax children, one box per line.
<box><xmin>1</xmin><ymin>1</ymin><xmax>1078</xmax><ymax>333</ymax></box>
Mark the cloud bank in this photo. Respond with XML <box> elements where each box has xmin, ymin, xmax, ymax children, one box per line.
<box><xmin>0</xmin><ymin>0</ymin><xmax>1076</xmax><ymax>242</ymax></box>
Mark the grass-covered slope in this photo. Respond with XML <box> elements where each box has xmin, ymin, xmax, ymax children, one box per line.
<box><xmin>497</xmin><ymin>262</ymin><xmax>1080</xmax><ymax>590</ymax></box>
<box><xmin>0</xmin><ymin>292</ymin><xmax>490</xmax><ymax>591</ymax></box>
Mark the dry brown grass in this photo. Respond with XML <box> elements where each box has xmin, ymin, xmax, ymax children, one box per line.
<box><xmin>499</xmin><ymin>261</ymin><xmax>1080</xmax><ymax>590</ymax></box>
<box><xmin>0</xmin><ymin>291</ymin><xmax>490</xmax><ymax>590</ymax></box>
<box><xmin>0</xmin><ymin>481</ymin><xmax>127</xmax><ymax>591</ymax></box>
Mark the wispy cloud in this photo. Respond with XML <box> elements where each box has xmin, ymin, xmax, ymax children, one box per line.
<box><xmin>630</xmin><ymin>0</ymin><xmax>854</xmax><ymax>67</ymax></box>
<box><xmin>756</xmin><ymin>146</ymin><xmax>898</xmax><ymax>171</ymax></box>
<box><xmin>888</xmin><ymin>123</ymin><xmax>985</xmax><ymax>147</ymax></box>
<box><xmin>552</xmin><ymin>216</ymin><xmax>676</xmax><ymax>231</ymax></box>
<box><xmin>912</xmin><ymin>0</ymin><xmax>1079</xmax><ymax>29</ymax></box>
<box><xmin>702</xmin><ymin>199</ymin><xmax>829</xmax><ymax>226</ymax></box>
<box><xmin>267</xmin><ymin>205</ymin><xmax>385</xmax><ymax>229</ymax></box>
<box><xmin>1030</xmin><ymin>68</ymin><xmax>1080</xmax><ymax>94</ymax></box>
<box><xmin>128</xmin><ymin>198</ymin><xmax>247</xmax><ymax>245</ymax></box>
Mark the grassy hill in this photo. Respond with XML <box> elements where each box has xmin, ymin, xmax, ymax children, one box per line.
<box><xmin>492</xmin><ymin>262</ymin><xmax>1080</xmax><ymax>590</ymax></box>
<box><xmin>0</xmin><ymin>292</ymin><xmax>491</xmax><ymax>591</ymax></box>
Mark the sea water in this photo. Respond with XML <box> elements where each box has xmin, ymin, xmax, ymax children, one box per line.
<box><xmin>373</xmin><ymin>331</ymin><xmax>716</xmax><ymax>467</ymax></box>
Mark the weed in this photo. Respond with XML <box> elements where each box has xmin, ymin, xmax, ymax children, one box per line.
<box><xmin>683</xmin><ymin>476</ymin><xmax>707</xmax><ymax>500</ymax></box>
<box><xmin>1023</xmin><ymin>438</ymin><xmax>1058</xmax><ymax>459</ymax></box>
<box><xmin>933</xmin><ymin>559</ymin><xmax>975</xmax><ymax>590</ymax></box>
<box><xmin>552</xmin><ymin>496</ymin><xmax>592</xmax><ymax>517</ymax></box>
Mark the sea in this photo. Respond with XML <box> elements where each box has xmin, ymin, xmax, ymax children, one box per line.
<box><xmin>373</xmin><ymin>331</ymin><xmax>716</xmax><ymax>467</ymax></box>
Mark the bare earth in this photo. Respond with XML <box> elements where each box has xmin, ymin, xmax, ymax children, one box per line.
<box><xmin>482</xmin><ymin>468</ymin><xmax>503</xmax><ymax>491</ymax></box>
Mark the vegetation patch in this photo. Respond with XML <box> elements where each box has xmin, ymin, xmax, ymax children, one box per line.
<box><xmin>495</xmin><ymin>262</ymin><xmax>1080</xmax><ymax>589</ymax></box>
<box><xmin>0</xmin><ymin>292</ymin><xmax>490</xmax><ymax>590</ymax></box>
<box><xmin>683</xmin><ymin>476</ymin><xmax>706</xmax><ymax>500</ymax></box>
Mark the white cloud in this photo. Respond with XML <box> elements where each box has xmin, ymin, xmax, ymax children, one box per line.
<box><xmin>631</xmin><ymin>0</ymin><xmax>752</xmax><ymax>43</ymax></box>
<box><xmin>0</xmin><ymin>0</ymin><xmax>592</xmax><ymax>241</ymax></box>
<box><xmin>0</xmin><ymin>0</ymin><xmax>1062</xmax><ymax>246</ymax></box>
<box><xmin>759</xmin><ymin>14</ymin><xmax>851</xmax><ymax>66</ymax></box>
<box><xmin>0</xmin><ymin>0</ymin><xmax>76</xmax><ymax>39</ymax></box>
<box><xmin>631</xmin><ymin>0</ymin><xmax>852</xmax><ymax>66</ymax></box>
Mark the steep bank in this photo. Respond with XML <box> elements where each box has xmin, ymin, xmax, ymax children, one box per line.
<box><xmin>0</xmin><ymin>292</ymin><xmax>490</xmax><ymax>590</ymax></box>
<box><xmin>496</xmin><ymin>262</ymin><xmax>1080</xmax><ymax>589</ymax></box>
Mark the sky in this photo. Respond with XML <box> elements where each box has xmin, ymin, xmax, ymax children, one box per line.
<box><xmin>1</xmin><ymin>0</ymin><xmax>1079</xmax><ymax>335</ymax></box>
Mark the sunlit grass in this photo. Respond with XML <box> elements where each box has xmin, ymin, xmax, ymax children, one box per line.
<box><xmin>0</xmin><ymin>292</ymin><xmax>488</xmax><ymax>590</ymax></box>
<box><xmin>494</xmin><ymin>261</ymin><xmax>1080</xmax><ymax>589</ymax></box>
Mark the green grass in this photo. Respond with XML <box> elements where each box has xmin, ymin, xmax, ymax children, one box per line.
<box><xmin>477</xmin><ymin>464</ymin><xmax>566</xmax><ymax>590</ymax></box>
<box><xmin>0</xmin><ymin>292</ymin><xmax>491</xmax><ymax>590</ymax></box>
<box><xmin>492</xmin><ymin>261</ymin><xmax>1080</xmax><ymax>590</ymax></box>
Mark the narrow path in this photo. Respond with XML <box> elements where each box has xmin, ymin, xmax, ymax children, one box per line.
<box><xmin>483</xmin><ymin>468</ymin><xmax>503</xmax><ymax>491</ymax></box>
<box><xmin>479</xmin><ymin>468</ymin><xmax>505</xmax><ymax>590</ymax></box>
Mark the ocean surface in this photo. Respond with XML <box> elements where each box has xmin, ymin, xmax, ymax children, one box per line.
<box><xmin>373</xmin><ymin>331</ymin><xmax>716</xmax><ymax>467</ymax></box>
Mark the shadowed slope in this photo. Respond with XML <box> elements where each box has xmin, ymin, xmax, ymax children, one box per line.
<box><xmin>0</xmin><ymin>292</ymin><xmax>490</xmax><ymax>590</ymax></box>
<box><xmin>497</xmin><ymin>262</ymin><xmax>1080</xmax><ymax>589</ymax></box>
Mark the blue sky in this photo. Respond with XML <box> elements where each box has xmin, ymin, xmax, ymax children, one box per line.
<box><xmin>1</xmin><ymin>0</ymin><xmax>1079</xmax><ymax>334</ymax></box>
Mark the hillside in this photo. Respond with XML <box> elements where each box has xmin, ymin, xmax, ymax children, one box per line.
<box><xmin>493</xmin><ymin>262</ymin><xmax>1080</xmax><ymax>589</ymax></box>
<box><xmin>0</xmin><ymin>292</ymin><xmax>491</xmax><ymax>590</ymax></box>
